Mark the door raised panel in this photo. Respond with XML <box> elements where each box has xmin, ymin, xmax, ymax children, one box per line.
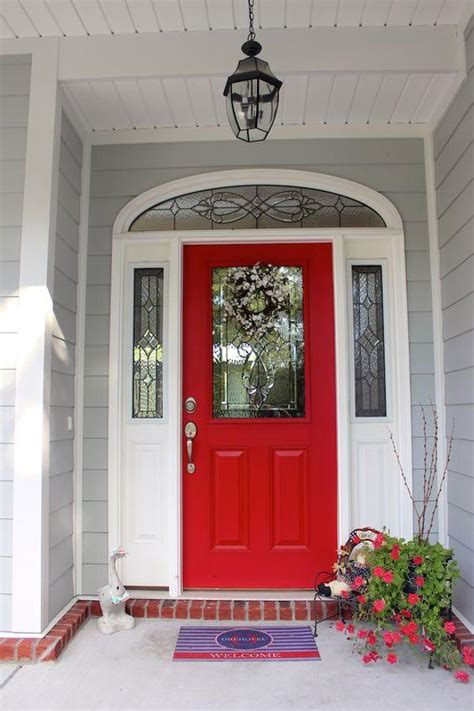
<box><xmin>354</xmin><ymin>440</ymin><xmax>391</xmax><ymax>533</ymax></box>
<box><xmin>210</xmin><ymin>449</ymin><xmax>249</xmax><ymax>550</ymax></box>
<box><xmin>271</xmin><ymin>448</ymin><xmax>309</xmax><ymax>549</ymax></box>
<box><xmin>131</xmin><ymin>442</ymin><xmax>165</xmax><ymax>543</ymax></box>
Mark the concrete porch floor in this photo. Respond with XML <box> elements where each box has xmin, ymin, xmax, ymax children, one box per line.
<box><xmin>1</xmin><ymin>618</ymin><xmax>472</xmax><ymax>711</ymax></box>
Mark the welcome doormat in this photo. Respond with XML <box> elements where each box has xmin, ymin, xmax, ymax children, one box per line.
<box><xmin>173</xmin><ymin>626</ymin><xmax>321</xmax><ymax>661</ymax></box>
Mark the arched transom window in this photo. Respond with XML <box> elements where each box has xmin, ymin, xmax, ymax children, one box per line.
<box><xmin>129</xmin><ymin>184</ymin><xmax>386</xmax><ymax>231</ymax></box>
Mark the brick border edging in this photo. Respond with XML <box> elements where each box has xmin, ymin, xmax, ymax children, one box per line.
<box><xmin>1</xmin><ymin>598</ymin><xmax>472</xmax><ymax>663</ymax></box>
<box><xmin>0</xmin><ymin>601</ymin><xmax>90</xmax><ymax>663</ymax></box>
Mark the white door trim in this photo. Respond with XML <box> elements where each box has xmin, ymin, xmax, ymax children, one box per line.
<box><xmin>109</xmin><ymin>169</ymin><xmax>411</xmax><ymax>596</ymax></box>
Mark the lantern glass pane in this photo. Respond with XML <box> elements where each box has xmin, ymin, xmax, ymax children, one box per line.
<box><xmin>227</xmin><ymin>78</ymin><xmax>279</xmax><ymax>141</ymax></box>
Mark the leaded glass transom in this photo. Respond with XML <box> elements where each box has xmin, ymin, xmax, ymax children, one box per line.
<box><xmin>133</xmin><ymin>268</ymin><xmax>164</xmax><ymax>418</ymax></box>
<box><xmin>212</xmin><ymin>264</ymin><xmax>305</xmax><ymax>418</ymax></box>
<box><xmin>130</xmin><ymin>185</ymin><xmax>385</xmax><ymax>231</ymax></box>
<box><xmin>352</xmin><ymin>265</ymin><xmax>387</xmax><ymax>418</ymax></box>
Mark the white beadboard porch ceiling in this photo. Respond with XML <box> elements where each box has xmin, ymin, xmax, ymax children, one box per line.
<box><xmin>0</xmin><ymin>1</ymin><xmax>472</xmax><ymax>38</ymax></box>
<box><xmin>1</xmin><ymin>1</ymin><xmax>471</xmax><ymax>134</ymax></box>
<box><xmin>63</xmin><ymin>72</ymin><xmax>458</xmax><ymax>131</ymax></box>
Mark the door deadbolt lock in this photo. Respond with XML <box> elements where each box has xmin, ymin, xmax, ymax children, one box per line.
<box><xmin>184</xmin><ymin>397</ymin><xmax>197</xmax><ymax>414</ymax></box>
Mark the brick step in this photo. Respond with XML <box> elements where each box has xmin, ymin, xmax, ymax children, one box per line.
<box><xmin>1</xmin><ymin>598</ymin><xmax>472</xmax><ymax>664</ymax></box>
<box><xmin>100</xmin><ymin>598</ymin><xmax>339</xmax><ymax>622</ymax></box>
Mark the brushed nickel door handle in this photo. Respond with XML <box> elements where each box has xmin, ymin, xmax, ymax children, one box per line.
<box><xmin>184</xmin><ymin>421</ymin><xmax>197</xmax><ymax>474</ymax></box>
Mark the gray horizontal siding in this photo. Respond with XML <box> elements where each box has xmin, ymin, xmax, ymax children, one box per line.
<box><xmin>83</xmin><ymin>135</ymin><xmax>435</xmax><ymax>593</ymax></box>
<box><xmin>49</xmin><ymin>112</ymin><xmax>82</xmax><ymax>622</ymax></box>
<box><xmin>0</xmin><ymin>57</ymin><xmax>30</xmax><ymax>632</ymax></box>
<box><xmin>434</xmin><ymin>17</ymin><xmax>474</xmax><ymax>625</ymax></box>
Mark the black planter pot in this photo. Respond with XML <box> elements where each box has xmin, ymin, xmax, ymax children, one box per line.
<box><xmin>404</xmin><ymin>562</ymin><xmax>418</xmax><ymax>595</ymax></box>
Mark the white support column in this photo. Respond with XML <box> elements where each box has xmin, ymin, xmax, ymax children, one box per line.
<box><xmin>12</xmin><ymin>39</ymin><xmax>61</xmax><ymax>634</ymax></box>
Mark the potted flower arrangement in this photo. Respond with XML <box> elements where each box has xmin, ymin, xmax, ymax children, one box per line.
<box><xmin>336</xmin><ymin>404</ymin><xmax>473</xmax><ymax>683</ymax></box>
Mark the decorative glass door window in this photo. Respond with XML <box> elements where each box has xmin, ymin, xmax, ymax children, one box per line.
<box><xmin>212</xmin><ymin>263</ymin><xmax>304</xmax><ymax>418</ymax></box>
<box><xmin>132</xmin><ymin>267</ymin><xmax>164</xmax><ymax>418</ymax></box>
<box><xmin>352</xmin><ymin>265</ymin><xmax>387</xmax><ymax>417</ymax></box>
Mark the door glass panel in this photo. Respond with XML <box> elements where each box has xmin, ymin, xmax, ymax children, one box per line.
<box><xmin>352</xmin><ymin>265</ymin><xmax>387</xmax><ymax>417</ymax></box>
<box><xmin>132</xmin><ymin>267</ymin><xmax>164</xmax><ymax>418</ymax></box>
<box><xmin>212</xmin><ymin>264</ymin><xmax>305</xmax><ymax>418</ymax></box>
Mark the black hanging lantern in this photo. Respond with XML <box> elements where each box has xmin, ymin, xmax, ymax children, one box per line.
<box><xmin>223</xmin><ymin>0</ymin><xmax>282</xmax><ymax>142</ymax></box>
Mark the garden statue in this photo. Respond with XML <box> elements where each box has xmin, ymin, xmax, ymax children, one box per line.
<box><xmin>97</xmin><ymin>548</ymin><xmax>135</xmax><ymax>635</ymax></box>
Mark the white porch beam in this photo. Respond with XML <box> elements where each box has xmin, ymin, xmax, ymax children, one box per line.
<box><xmin>12</xmin><ymin>38</ymin><xmax>61</xmax><ymax>634</ymax></box>
<box><xmin>55</xmin><ymin>26</ymin><xmax>461</xmax><ymax>81</ymax></box>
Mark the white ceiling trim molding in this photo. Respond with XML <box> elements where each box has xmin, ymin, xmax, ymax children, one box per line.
<box><xmin>89</xmin><ymin>122</ymin><xmax>429</xmax><ymax>145</ymax></box>
<box><xmin>112</xmin><ymin>168</ymin><xmax>404</xmax><ymax>234</ymax></box>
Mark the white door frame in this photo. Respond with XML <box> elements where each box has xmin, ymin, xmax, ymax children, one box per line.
<box><xmin>109</xmin><ymin>169</ymin><xmax>412</xmax><ymax>596</ymax></box>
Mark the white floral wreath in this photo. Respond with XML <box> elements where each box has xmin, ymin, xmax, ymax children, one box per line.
<box><xmin>223</xmin><ymin>263</ymin><xmax>290</xmax><ymax>339</ymax></box>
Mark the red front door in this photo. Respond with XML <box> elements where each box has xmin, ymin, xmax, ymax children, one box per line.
<box><xmin>182</xmin><ymin>243</ymin><xmax>337</xmax><ymax>588</ymax></box>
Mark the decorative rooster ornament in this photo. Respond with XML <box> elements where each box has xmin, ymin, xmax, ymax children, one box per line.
<box><xmin>97</xmin><ymin>548</ymin><xmax>135</xmax><ymax>635</ymax></box>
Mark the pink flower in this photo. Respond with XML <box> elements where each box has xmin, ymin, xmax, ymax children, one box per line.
<box><xmin>382</xmin><ymin>570</ymin><xmax>394</xmax><ymax>584</ymax></box>
<box><xmin>423</xmin><ymin>639</ymin><xmax>436</xmax><ymax>653</ymax></box>
<box><xmin>373</xmin><ymin>566</ymin><xmax>384</xmax><ymax>578</ymax></box>
<box><xmin>392</xmin><ymin>632</ymin><xmax>401</xmax><ymax>644</ymax></box>
<box><xmin>390</xmin><ymin>544</ymin><xmax>400</xmax><ymax>560</ymax></box>
<box><xmin>401</xmin><ymin>609</ymin><xmax>412</xmax><ymax>619</ymax></box>
<box><xmin>407</xmin><ymin>593</ymin><xmax>420</xmax><ymax>605</ymax></box>
<box><xmin>412</xmin><ymin>555</ymin><xmax>423</xmax><ymax>566</ymax></box>
<box><xmin>444</xmin><ymin>621</ymin><xmax>456</xmax><ymax>635</ymax></box>
<box><xmin>402</xmin><ymin>621</ymin><xmax>418</xmax><ymax>636</ymax></box>
<box><xmin>373</xmin><ymin>533</ymin><xmax>385</xmax><ymax>549</ymax></box>
<box><xmin>367</xmin><ymin>631</ymin><xmax>377</xmax><ymax>646</ymax></box>
<box><xmin>387</xmin><ymin>653</ymin><xmax>398</xmax><ymax>664</ymax></box>
<box><xmin>454</xmin><ymin>670</ymin><xmax>470</xmax><ymax>684</ymax></box>
<box><xmin>357</xmin><ymin>629</ymin><xmax>368</xmax><ymax>639</ymax></box>
<box><xmin>462</xmin><ymin>647</ymin><xmax>474</xmax><ymax>667</ymax></box>
<box><xmin>409</xmin><ymin>634</ymin><xmax>420</xmax><ymax>645</ymax></box>
<box><xmin>347</xmin><ymin>623</ymin><xmax>355</xmax><ymax>635</ymax></box>
<box><xmin>363</xmin><ymin>650</ymin><xmax>380</xmax><ymax>663</ymax></box>
<box><xmin>357</xmin><ymin>595</ymin><xmax>366</xmax><ymax>605</ymax></box>
<box><xmin>415</xmin><ymin>576</ymin><xmax>425</xmax><ymax>587</ymax></box>
<box><xmin>383</xmin><ymin>632</ymin><xmax>394</xmax><ymax>647</ymax></box>
<box><xmin>341</xmin><ymin>590</ymin><xmax>349</xmax><ymax>599</ymax></box>
<box><xmin>352</xmin><ymin>576</ymin><xmax>365</xmax><ymax>590</ymax></box>
<box><xmin>336</xmin><ymin>621</ymin><xmax>345</xmax><ymax>632</ymax></box>
<box><xmin>373</xmin><ymin>599</ymin><xmax>385</xmax><ymax>613</ymax></box>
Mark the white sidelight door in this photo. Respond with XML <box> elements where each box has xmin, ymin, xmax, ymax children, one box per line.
<box><xmin>345</xmin><ymin>237</ymin><xmax>412</xmax><ymax>536</ymax></box>
<box><xmin>110</xmin><ymin>240</ymin><xmax>173</xmax><ymax>586</ymax></box>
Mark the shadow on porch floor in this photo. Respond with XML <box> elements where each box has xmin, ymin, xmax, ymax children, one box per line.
<box><xmin>1</xmin><ymin>618</ymin><xmax>472</xmax><ymax>711</ymax></box>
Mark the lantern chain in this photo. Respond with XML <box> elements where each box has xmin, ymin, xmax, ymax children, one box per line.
<box><xmin>247</xmin><ymin>0</ymin><xmax>256</xmax><ymax>41</ymax></box>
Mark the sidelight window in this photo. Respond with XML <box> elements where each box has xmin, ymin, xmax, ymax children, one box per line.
<box><xmin>351</xmin><ymin>265</ymin><xmax>387</xmax><ymax>418</ymax></box>
<box><xmin>132</xmin><ymin>267</ymin><xmax>164</xmax><ymax>418</ymax></box>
